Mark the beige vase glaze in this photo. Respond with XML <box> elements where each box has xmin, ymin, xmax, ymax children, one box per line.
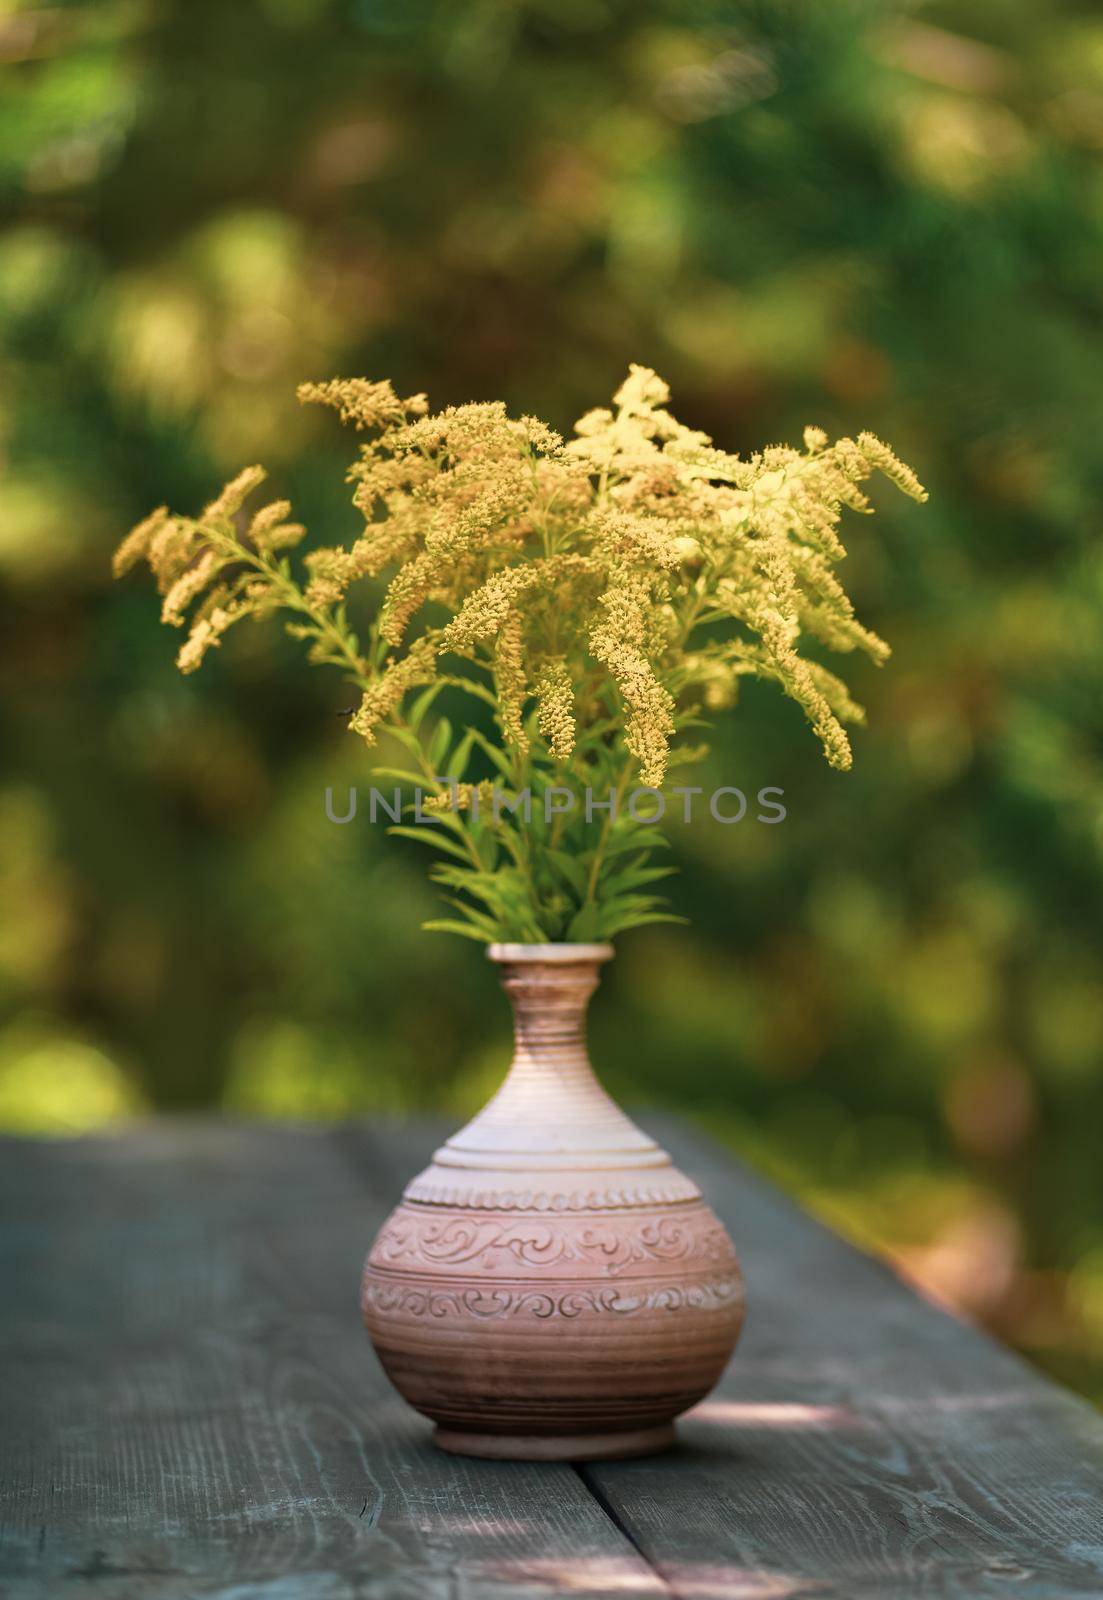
<box><xmin>361</xmin><ymin>942</ymin><xmax>745</xmax><ymax>1460</ymax></box>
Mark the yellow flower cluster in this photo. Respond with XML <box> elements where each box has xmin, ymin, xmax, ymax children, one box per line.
<box><xmin>348</xmin><ymin>635</ymin><xmax>440</xmax><ymax>747</ymax></box>
<box><xmin>113</xmin><ymin>464</ymin><xmax>314</xmax><ymax>676</ymax></box>
<box><xmin>297</xmin><ymin>377</ymin><xmax>427</xmax><ymax>431</ymax></box>
<box><xmin>495</xmin><ymin>612</ymin><xmax>529</xmax><ymax>753</ymax></box>
<box><xmin>421</xmin><ymin>780</ymin><xmax>497</xmax><ymax>816</ymax></box>
<box><xmin>534</xmin><ymin>661</ymin><xmax>576</xmax><ymax>763</ymax></box>
<box><xmin>589</xmin><ymin>571</ymin><xmax>675</xmax><ymax>787</ymax></box>
<box><xmin>115</xmin><ymin>365</ymin><xmax>926</xmax><ymax>790</ymax></box>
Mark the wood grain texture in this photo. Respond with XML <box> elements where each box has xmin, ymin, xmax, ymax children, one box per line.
<box><xmin>3</xmin><ymin>1116</ymin><xmax>1103</xmax><ymax>1600</ymax></box>
<box><xmin>0</xmin><ymin>1122</ymin><xmax>668</xmax><ymax>1600</ymax></box>
<box><xmin>580</xmin><ymin>1117</ymin><xmax>1103</xmax><ymax>1600</ymax></box>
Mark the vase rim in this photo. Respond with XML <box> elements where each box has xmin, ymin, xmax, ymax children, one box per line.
<box><xmin>487</xmin><ymin>942</ymin><xmax>615</xmax><ymax>964</ymax></box>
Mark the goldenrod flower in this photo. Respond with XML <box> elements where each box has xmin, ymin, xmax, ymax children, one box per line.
<box><xmin>495</xmin><ymin>611</ymin><xmax>529</xmax><ymax>752</ymax></box>
<box><xmin>114</xmin><ymin>365</ymin><xmax>926</xmax><ymax>942</ymax></box>
<box><xmin>113</xmin><ymin>506</ymin><xmax>169</xmax><ymax>577</ymax></box>
<box><xmin>534</xmin><ymin>661</ymin><xmax>575</xmax><ymax>762</ymax></box>
<box><xmin>349</xmin><ymin>635</ymin><xmax>439</xmax><ymax>747</ymax></box>
<box><xmin>297</xmin><ymin>377</ymin><xmax>427</xmax><ymax>430</ymax></box>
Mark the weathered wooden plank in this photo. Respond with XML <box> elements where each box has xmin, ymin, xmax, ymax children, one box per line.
<box><xmin>576</xmin><ymin>1115</ymin><xmax>1103</xmax><ymax>1600</ymax></box>
<box><xmin>0</xmin><ymin>1122</ymin><xmax>668</xmax><ymax>1600</ymax></box>
<box><xmin>7</xmin><ymin>1111</ymin><xmax>1103</xmax><ymax>1600</ymax></box>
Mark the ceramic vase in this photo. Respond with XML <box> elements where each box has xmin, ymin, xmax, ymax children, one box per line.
<box><xmin>361</xmin><ymin>942</ymin><xmax>744</xmax><ymax>1460</ymax></box>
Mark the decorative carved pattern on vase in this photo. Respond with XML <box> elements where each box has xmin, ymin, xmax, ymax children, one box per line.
<box><xmin>363</xmin><ymin>1276</ymin><xmax>744</xmax><ymax>1320</ymax></box>
<box><xmin>370</xmin><ymin>1208</ymin><xmax>737</xmax><ymax>1276</ymax></box>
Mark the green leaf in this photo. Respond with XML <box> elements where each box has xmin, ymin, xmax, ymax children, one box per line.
<box><xmin>546</xmin><ymin>849</ymin><xmax>589</xmax><ymax>898</ymax></box>
<box><xmin>497</xmin><ymin>826</ymin><xmax>530</xmax><ymax>873</ymax></box>
<box><xmin>437</xmin><ymin>674</ymin><xmax>498</xmax><ymax>709</ymax></box>
<box><xmin>388</xmin><ymin>724</ymin><xmax>426</xmax><ymax>758</ymax></box>
<box><xmin>603</xmin><ymin>911</ymin><xmax>688</xmax><ymax>934</ymax></box>
<box><xmin>420</xmin><ymin>804</ymin><xmax>470</xmax><ymax>838</ymax></box>
<box><xmin>441</xmin><ymin>897</ymin><xmax>502</xmax><ymax>938</ymax></box>
<box><xmin>609</xmin><ymin>864</ymin><xmax>678</xmax><ymax>890</ymax></box>
<box><xmin>467</xmin><ymin>726</ymin><xmax>518</xmax><ymax>782</ymax></box>
<box><xmin>422</xmin><ymin>919</ymin><xmax>493</xmax><ymax>944</ymax></box>
<box><xmin>428</xmin><ymin>717</ymin><xmax>452</xmax><ymax>770</ymax></box>
<box><xmin>388</xmin><ymin>825</ymin><xmax>472</xmax><ymax>863</ymax></box>
<box><xmin>565</xmin><ymin>903</ymin><xmax>602</xmax><ymax>941</ymax></box>
<box><xmin>465</xmin><ymin>813</ymin><xmax>500</xmax><ymax>873</ymax></box>
<box><xmin>446</xmin><ymin>727</ymin><xmax>476</xmax><ymax>781</ymax></box>
<box><xmin>602</xmin><ymin>827</ymin><xmax>671</xmax><ymax>858</ymax></box>
<box><xmin>408</xmin><ymin>681</ymin><xmax>447</xmax><ymax>731</ymax></box>
<box><xmin>588</xmin><ymin>892</ymin><xmax>674</xmax><ymax>937</ymax></box>
<box><xmin>438</xmin><ymin>871</ymin><xmax>522</xmax><ymax>921</ymax></box>
<box><xmin>368</xmin><ymin>765</ymin><xmax>426</xmax><ymax>788</ymax></box>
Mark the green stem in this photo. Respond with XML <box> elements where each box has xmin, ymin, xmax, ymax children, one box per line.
<box><xmin>388</xmin><ymin>712</ymin><xmax>491</xmax><ymax>877</ymax></box>
<box><xmin>581</xmin><ymin>760</ymin><xmax>632</xmax><ymax>909</ymax></box>
<box><xmin>217</xmin><ymin>532</ymin><xmax>373</xmax><ymax>688</ymax></box>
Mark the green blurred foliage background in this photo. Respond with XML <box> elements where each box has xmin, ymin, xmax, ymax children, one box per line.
<box><xmin>2</xmin><ymin>0</ymin><xmax>1102</xmax><ymax>1396</ymax></box>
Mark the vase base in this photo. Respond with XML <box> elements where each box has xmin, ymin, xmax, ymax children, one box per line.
<box><xmin>432</xmin><ymin>1422</ymin><xmax>676</xmax><ymax>1461</ymax></box>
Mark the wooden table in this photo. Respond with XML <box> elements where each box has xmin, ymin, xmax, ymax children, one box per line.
<box><xmin>2</xmin><ymin>1118</ymin><xmax>1102</xmax><ymax>1599</ymax></box>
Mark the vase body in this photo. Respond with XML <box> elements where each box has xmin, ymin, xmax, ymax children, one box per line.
<box><xmin>361</xmin><ymin>942</ymin><xmax>744</xmax><ymax>1460</ymax></box>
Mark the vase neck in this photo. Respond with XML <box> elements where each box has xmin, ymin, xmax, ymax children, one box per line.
<box><xmin>500</xmin><ymin>957</ymin><xmax>602</xmax><ymax>1088</ymax></box>
<box><xmin>433</xmin><ymin>950</ymin><xmax>667</xmax><ymax>1170</ymax></box>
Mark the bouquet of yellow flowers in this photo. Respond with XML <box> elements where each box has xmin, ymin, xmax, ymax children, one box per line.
<box><xmin>115</xmin><ymin>366</ymin><xmax>925</xmax><ymax>942</ymax></box>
